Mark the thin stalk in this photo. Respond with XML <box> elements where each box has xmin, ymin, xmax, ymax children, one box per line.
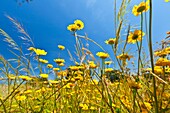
<box><xmin>149</xmin><ymin>0</ymin><xmax>159</xmax><ymax>112</ymax></box>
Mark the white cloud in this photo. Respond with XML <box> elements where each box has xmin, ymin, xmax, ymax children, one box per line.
<box><xmin>86</xmin><ymin>0</ymin><xmax>97</xmax><ymax>8</ymax></box>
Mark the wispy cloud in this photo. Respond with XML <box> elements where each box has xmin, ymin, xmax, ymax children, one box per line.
<box><xmin>86</xmin><ymin>0</ymin><xmax>97</xmax><ymax>8</ymax></box>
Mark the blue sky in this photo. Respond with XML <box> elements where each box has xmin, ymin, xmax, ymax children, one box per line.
<box><xmin>0</xmin><ymin>0</ymin><xmax>170</xmax><ymax>75</ymax></box>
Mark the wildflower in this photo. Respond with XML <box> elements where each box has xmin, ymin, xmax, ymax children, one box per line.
<box><xmin>91</xmin><ymin>79</ymin><xmax>98</xmax><ymax>85</ymax></box>
<box><xmin>23</xmin><ymin>90</ymin><xmax>32</xmax><ymax>94</ymax></box>
<box><xmin>79</xmin><ymin>103</ymin><xmax>88</xmax><ymax>110</ymax></box>
<box><xmin>40</xmin><ymin>74</ymin><xmax>48</xmax><ymax>79</ymax></box>
<box><xmin>105</xmin><ymin>38</ymin><xmax>116</xmax><ymax>45</ymax></box>
<box><xmin>132</xmin><ymin>1</ymin><xmax>149</xmax><ymax>16</ymax></box>
<box><xmin>74</xmin><ymin>20</ymin><xmax>84</xmax><ymax>30</ymax></box>
<box><xmin>57</xmin><ymin>71</ymin><xmax>67</xmax><ymax>77</ymax></box>
<box><xmin>39</xmin><ymin>58</ymin><xmax>48</xmax><ymax>64</ymax></box>
<box><xmin>141</xmin><ymin>102</ymin><xmax>152</xmax><ymax>113</ymax></box>
<box><xmin>105</xmin><ymin>61</ymin><xmax>112</xmax><ymax>65</ymax></box>
<box><xmin>117</xmin><ymin>53</ymin><xmax>133</xmax><ymax>61</ymax></box>
<box><xmin>89</xmin><ymin>61</ymin><xmax>97</xmax><ymax>69</ymax></box>
<box><xmin>155</xmin><ymin>57</ymin><xmax>170</xmax><ymax>66</ymax></box>
<box><xmin>8</xmin><ymin>74</ymin><xmax>16</xmax><ymax>80</ymax></box>
<box><xmin>16</xmin><ymin>95</ymin><xmax>26</xmax><ymax>101</ymax></box>
<box><xmin>47</xmin><ymin>64</ymin><xmax>53</xmax><ymax>68</ymax></box>
<box><xmin>69</xmin><ymin>66</ymin><xmax>79</xmax><ymax>71</ymax></box>
<box><xmin>53</xmin><ymin>68</ymin><xmax>60</xmax><ymax>71</ymax></box>
<box><xmin>165</xmin><ymin>0</ymin><xmax>169</xmax><ymax>2</ymax></box>
<box><xmin>128</xmin><ymin>79</ymin><xmax>142</xmax><ymax>89</ymax></box>
<box><xmin>19</xmin><ymin>76</ymin><xmax>32</xmax><ymax>81</ymax></box>
<box><xmin>154</xmin><ymin>50</ymin><xmax>168</xmax><ymax>57</ymax></box>
<box><xmin>90</xmin><ymin>106</ymin><xmax>96</xmax><ymax>110</ymax></box>
<box><xmin>96</xmin><ymin>52</ymin><xmax>109</xmax><ymax>59</ymax></box>
<box><xmin>49</xmin><ymin>80</ymin><xmax>60</xmax><ymax>84</ymax></box>
<box><xmin>58</xmin><ymin>45</ymin><xmax>65</xmax><ymax>50</ymax></box>
<box><xmin>54</xmin><ymin>58</ymin><xmax>65</xmax><ymax>64</ymax></box>
<box><xmin>67</xmin><ymin>24</ymin><xmax>78</xmax><ymax>32</ymax></box>
<box><xmin>58</xmin><ymin>63</ymin><xmax>65</xmax><ymax>67</ymax></box>
<box><xmin>105</xmin><ymin>68</ymin><xmax>113</xmax><ymax>73</ymax></box>
<box><xmin>28</xmin><ymin>47</ymin><xmax>35</xmax><ymax>51</ymax></box>
<box><xmin>33</xmin><ymin>48</ymin><xmax>47</xmax><ymax>56</ymax></box>
<box><xmin>146</xmin><ymin>66</ymin><xmax>163</xmax><ymax>75</ymax></box>
<box><xmin>128</xmin><ymin>30</ymin><xmax>145</xmax><ymax>43</ymax></box>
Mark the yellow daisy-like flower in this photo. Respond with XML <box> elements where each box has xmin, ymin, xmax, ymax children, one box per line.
<box><xmin>23</xmin><ymin>90</ymin><xmax>33</xmax><ymax>94</ymax></box>
<box><xmin>96</xmin><ymin>52</ymin><xmax>109</xmax><ymax>59</ymax></box>
<box><xmin>155</xmin><ymin>57</ymin><xmax>170</xmax><ymax>66</ymax></box>
<box><xmin>40</xmin><ymin>74</ymin><xmax>48</xmax><ymax>79</ymax></box>
<box><xmin>33</xmin><ymin>48</ymin><xmax>47</xmax><ymax>56</ymax></box>
<box><xmin>69</xmin><ymin>66</ymin><xmax>79</xmax><ymax>71</ymax></box>
<box><xmin>89</xmin><ymin>62</ymin><xmax>97</xmax><ymax>69</ymax></box>
<box><xmin>128</xmin><ymin>30</ymin><xmax>145</xmax><ymax>44</ymax></box>
<box><xmin>117</xmin><ymin>53</ymin><xmax>133</xmax><ymax>61</ymax></box>
<box><xmin>48</xmin><ymin>80</ymin><xmax>60</xmax><ymax>84</ymax></box>
<box><xmin>58</xmin><ymin>45</ymin><xmax>65</xmax><ymax>50</ymax></box>
<box><xmin>28</xmin><ymin>47</ymin><xmax>35</xmax><ymax>51</ymax></box>
<box><xmin>47</xmin><ymin>64</ymin><xmax>53</xmax><ymax>68</ymax></box>
<box><xmin>58</xmin><ymin>63</ymin><xmax>65</xmax><ymax>67</ymax></box>
<box><xmin>53</xmin><ymin>68</ymin><xmax>60</xmax><ymax>71</ymax></box>
<box><xmin>74</xmin><ymin>20</ymin><xmax>84</xmax><ymax>30</ymax></box>
<box><xmin>132</xmin><ymin>1</ymin><xmax>149</xmax><ymax>16</ymax></box>
<box><xmin>54</xmin><ymin>58</ymin><xmax>65</xmax><ymax>64</ymax></box>
<box><xmin>19</xmin><ymin>76</ymin><xmax>32</xmax><ymax>81</ymax></box>
<box><xmin>146</xmin><ymin>66</ymin><xmax>163</xmax><ymax>75</ymax></box>
<box><xmin>67</xmin><ymin>24</ymin><xmax>78</xmax><ymax>32</ymax></box>
<box><xmin>16</xmin><ymin>95</ymin><xmax>26</xmax><ymax>101</ymax></box>
<box><xmin>105</xmin><ymin>38</ymin><xmax>116</xmax><ymax>45</ymax></box>
<box><xmin>105</xmin><ymin>68</ymin><xmax>113</xmax><ymax>73</ymax></box>
<box><xmin>105</xmin><ymin>61</ymin><xmax>112</xmax><ymax>65</ymax></box>
<box><xmin>39</xmin><ymin>59</ymin><xmax>48</xmax><ymax>64</ymax></box>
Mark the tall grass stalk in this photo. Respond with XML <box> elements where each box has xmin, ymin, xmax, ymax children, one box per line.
<box><xmin>148</xmin><ymin>0</ymin><xmax>159</xmax><ymax>112</ymax></box>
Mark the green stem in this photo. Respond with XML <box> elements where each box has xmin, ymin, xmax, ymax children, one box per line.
<box><xmin>149</xmin><ymin>0</ymin><xmax>159</xmax><ymax>112</ymax></box>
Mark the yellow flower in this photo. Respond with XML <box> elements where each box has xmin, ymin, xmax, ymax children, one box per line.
<box><xmin>69</xmin><ymin>66</ymin><xmax>79</xmax><ymax>71</ymax></box>
<box><xmin>67</xmin><ymin>24</ymin><xmax>78</xmax><ymax>32</ymax></box>
<box><xmin>96</xmin><ymin>52</ymin><xmax>109</xmax><ymax>59</ymax></box>
<box><xmin>128</xmin><ymin>79</ymin><xmax>142</xmax><ymax>89</ymax></box>
<box><xmin>90</xmin><ymin>106</ymin><xmax>96</xmax><ymax>110</ymax></box>
<box><xmin>79</xmin><ymin>104</ymin><xmax>88</xmax><ymax>110</ymax></box>
<box><xmin>154</xmin><ymin>50</ymin><xmax>168</xmax><ymax>57</ymax></box>
<box><xmin>39</xmin><ymin>58</ymin><xmax>48</xmax><ymax>64</ymax></box>
<box><xmin>47</xmin><ymin>64</ymin><xmax>53</xmax><ymax>68</ymax></box>
<box><xmin>33</xmin><ymin>48</ymin><xmax>47</xmax><ymax>56</ymax></box>
<box><xmin>89</xmin><ymin>61</ymin><xmax>97</xmax><ymax>69</ymax></box>
<box><xmin>49</xmin><ymin>80</ymin><xmax>60</xmax><ymax>84</ymax></box>
<box><xmin>105</xmin><ymin>38</ymin><xmax>116</xmax><ymax>45</ymax></box>
<box><xmin>54</xmin><ymin>58</ymin><xmax>65</xmax><ymax>64</ymax></box>
<box><xmin>16</xmin><ymin>95</ymin><xmax>26</xmax><ymax>101</ymax></box>
<box><xmin>146</xmin><ymin>66</ymin><xmax>163</xmax><ymax>75</ymax></box>
<box><xmin>8</xmin><ymin>74</ymin><xmax>16</xmax><ymax>80</ymax></box>
<box><xmin>19</xmin><ymin>76</ymin><xmax>32</xmax><ymax>81</ymax></box>
<box><xmin>105</xmin><ymin>68</ymin><xmax>113</xmax><ymax>73</ymax></box>
<box><xmin>23</xmin><ymin>90</ymin><xmax>32</xmax><ymax>94</ymax></box>
<box><xmin>28</xmin><ymin>47</ymin><xmax>35</xmax><ymax>51</ymax></box>
<box><xmin>40</xmin><ymin>74</ymin><xmax>48</xmax><ymax>79</ymax></box>
<box><xmin>117</xmin><ymin>53</ymin><xmax>133</xmax><ymax>61</ymax></box>
<box><xmin>155</xmin><ymin>57</ymin><xmax>170</xmax><ymax>66</ymax></box>
<box><xmin>128</xmin><ymin>30</ymin><xmax>145</xmax><ymax>43</ymax></box>
<box><xmin>53</xmin><ymin>68</ymin><xmax>60</xmax><ymax>71</ymax></box>
<box><xmin>74</xmin><ymin>20</ymin><xmax>84</xmax><ymax>30</ymax></box>
<box><xmin>132</xmin><ymin>1</ymin><xmax>149</xmax><ymax>16</ymax></box>
<box><xmin>105</xmin><ymin>61</ymin><xmax>112</xmax><ymax>65</ymax></box>
<box><xmin>58</xmin><ymin>63</ymin><xmax>65</xmax><ymax>67</ymax></box>
<box><xmin>165</xmin><ymin>0</ymin><xmax>169</xmax><ymax>2</ymax></box>
<box><xmin>58</xmin><ymin>45</ymin><xmax>65</xmax><ymax>50</ymax></box>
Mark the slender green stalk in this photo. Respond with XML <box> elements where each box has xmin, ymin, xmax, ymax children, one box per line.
<box><xmin>149</xmin><ymin>0</ymin><xmax>159</xmax><ymax>112</ymax></box>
